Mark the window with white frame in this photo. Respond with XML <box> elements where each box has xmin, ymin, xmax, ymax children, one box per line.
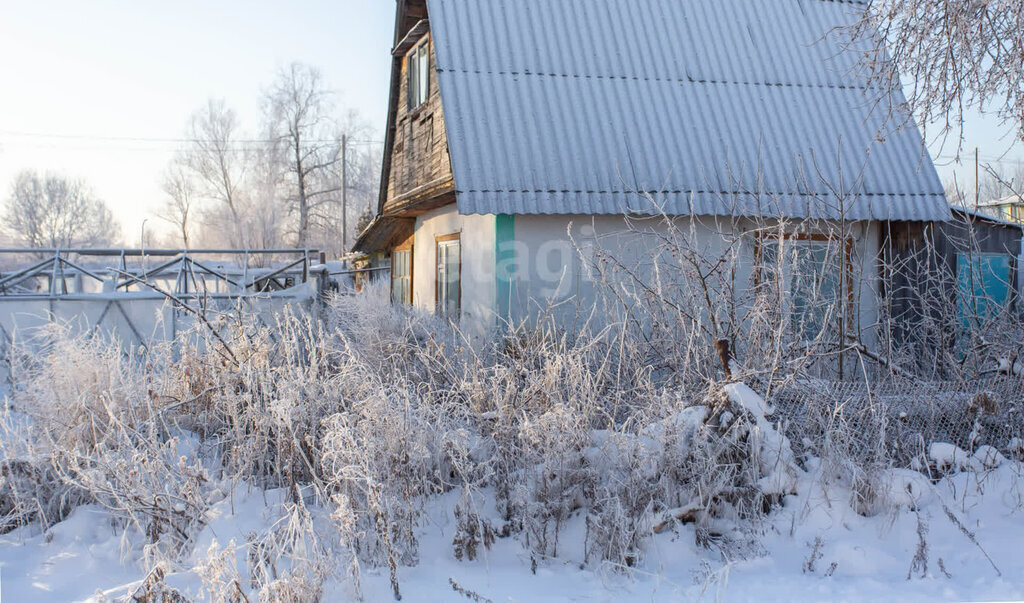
<box><xmin>407</xmin><ymin>38</ymin><xmax>430</xmax><ymax>111</ymax></box>
<box><xmin>758</xmin><ymin>235</ymin><xmax>850</xmax><ymax>340</ymax></box>
<box><xmin>391</xmin><ymin>248</ymin><xmax>412</xmax><ymax>305</ymax></box>
<box><xmin>436</xmin><ymin>234</ymin><xmax>461</xmax><ymax>318</ymax></box>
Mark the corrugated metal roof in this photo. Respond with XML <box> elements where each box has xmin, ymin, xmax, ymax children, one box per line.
<box><xmin>426</xmin><ymin>0</ymin><xmax>949</xmax><ymax>221</ymax></box>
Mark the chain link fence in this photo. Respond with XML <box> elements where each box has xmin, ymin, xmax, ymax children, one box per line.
<box><xmin>767</xmin><ymin>377</ymin><xmax>1024</xmax><ymax>467</ymax></box>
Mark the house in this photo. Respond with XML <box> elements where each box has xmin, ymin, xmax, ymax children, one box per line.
<box><xmin>976</xmin><ymin>194</ymin><xmax>1024</xmax><ymax>225</ymax></box>
<box><xmin>355</xmin><ymin>0</ymin><xmax>951</xmax><ymax>340</ymax></box>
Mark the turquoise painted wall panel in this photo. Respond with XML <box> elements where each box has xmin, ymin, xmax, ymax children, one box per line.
<box><xmin>957</xmin><ymin>253</ymin><xmax>1012</xmax><ymax>322</ymax></box>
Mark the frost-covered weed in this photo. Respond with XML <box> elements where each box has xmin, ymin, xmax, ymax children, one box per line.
<box><xmin>0</xmin><ymin>324</ymin><xmax>211</xmax><ymax>565</ymax></box>
<box><xmin>516</xmin><ymin>403</ymin><xmax>592</xmax><ymax>558</ymax></box>
<box><xmin>247</xmin><ymin>491</ymin><xmax>336</xmax><ymax>603</ymax></box>
<box><xmin>0</xmin><ymin>270</ymin><xmax>1021</xmax><ymax>599</ymax></box>
<box><xmin>319</xmin><ymin>391</ymin><xmax>436</xmax><ymax>570</ymax></box>
<box><xmin>196</xmin><ymin>539</ymin><xmax>246</xmax><ymax>602</ymax></box>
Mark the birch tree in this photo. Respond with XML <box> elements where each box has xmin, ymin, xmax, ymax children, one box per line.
<box><xmin>159</xmin><ymin>159</ymin><xmax>198</xmax><ymax>248</ymax></box>
<box><xmin>185</xmin><ymin>99</ymin><xmax>247</xmax><ymax>246</ymax></box>
<box><xmin>264</xmin><ymin>63</ymin><xmax>342</xmax><ymax>249</ymax></box>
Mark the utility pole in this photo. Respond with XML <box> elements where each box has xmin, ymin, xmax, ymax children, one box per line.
<box><xmin>341</xmin><ymin>133</ymin><xmax>348</xmax><ymax>256</ymax></box>
<box><xmin>975</xmin><ymin>147</ymin><xmax>980</xmax><ymax>209</ymax></box>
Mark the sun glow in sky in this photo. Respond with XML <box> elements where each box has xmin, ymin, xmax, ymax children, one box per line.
<box><xmin>0</xmin><ymin>1</ymin><xmax>1020</xmax><ymax>245</ymax></box>
<box><xmin>0</xmin><ymin>0</ymin><xmax>393</xmax><ymax>244</ymax></box>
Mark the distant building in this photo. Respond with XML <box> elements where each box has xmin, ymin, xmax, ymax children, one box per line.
<box><xmin>976</xmin><ymin>194</ymin><xmax>1024</xmax><ymax>225</ymax></box>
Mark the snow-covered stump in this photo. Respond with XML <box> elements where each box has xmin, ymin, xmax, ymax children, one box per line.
<box><xmin>578</xmin><ymin>381</ymin><xmax>803</xmax><ymax>566</ymax></box>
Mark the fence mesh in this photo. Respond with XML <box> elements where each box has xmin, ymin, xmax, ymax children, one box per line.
<box><xmin>767</xmin><ymin>377</ymin><xmax>1024</xmax><ymax>467</ymax></box>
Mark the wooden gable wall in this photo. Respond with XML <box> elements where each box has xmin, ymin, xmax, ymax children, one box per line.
<box><xmin>377</xmin><ymin>0</ymin><xmax>455</xmax><ymax>220</ymax></box>
<box><xmin>355</xmin><ymin>0</ymin><xmax>455</xmax><ymax>254</ymax></box>
<box><xmin>383</xmin><ymin>32</ymin><xmax>454</xmax><ymax>216</ymax></box>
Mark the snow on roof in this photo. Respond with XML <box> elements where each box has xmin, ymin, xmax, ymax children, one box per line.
<box><xmin>427</xmin><ymin>0</ymin><xmax>949</xmax><ymax>221</ymax></box>
<box><xmin>951</xmin><ymin>205</ymin><xmax>1024</xmax><ymax>230</ymax></box>
<box><xmin>977</xmin><ymin>194</ymin><xmax>1024</xmax><ymax>207</ymax></box>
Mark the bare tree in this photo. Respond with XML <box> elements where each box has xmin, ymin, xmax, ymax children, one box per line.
<box><xmin>158</xmin><ymin>159</ymin><xmax>198</xmax><ymax>248</ymax></box>
<box><xmin>945</xmin><ymin>162</ymin><xmax>1024</xmax><ymax>215</ymax></box>
<box><xmin>338</xmin><ymin>114</ymin><xmax>383</xmax><ymax>253</ymax></box>
<box><xmin>979</xmin><ymin>163</ymin><xmax>1024</xmax><ymax>202</ymax></box>
<box><xmin>264</xmin><ymin>63</ymin><xmax>342</xmax><ymax>249</ymax></box>
<box><xmin>355</xmin><ymin>206</ymin><xmax>375</xmax><ymax>238</ymax></box>
<box><xmin>849</xmin><ymin>1</ymin><xmax>1024</xmax><ymax>151</ymax></box>
<box><xmin>239</xmin><ymin>126</ymin><xmax>288</xmax><ymax>253</ymax></box>
<box><xmin>184</xmin><ymin>99</ymin><xmax>247</xmax><ymax>246</ymax></box>
<box><xmin>3</xmin><ymin>171</ymin><xmax>120</xmax><ymax>248</ymax></box>
<box><xmin>160</xmin><ymin>67</ymin><xmax>380</xmax><ymax>255</ymax></box>
<box><xmin>945</xmin><ymin>179</ymin><xmax>966</xmax><ymax>208</ymax></box>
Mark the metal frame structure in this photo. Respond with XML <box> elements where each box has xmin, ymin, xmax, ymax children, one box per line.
<box><xmin>0</xmin><ymin>248</ymin><xmax>338</xmax><ymax>355</ymax></box>
<box><xmin>0</xmin><ymin>248</ymin><xmax>325</xmax><ymax>300</ymax></box>
<box><xmin>0</xmin><ymin>248</ymin><xmax>397</xmax><ymax>357</ymax></box>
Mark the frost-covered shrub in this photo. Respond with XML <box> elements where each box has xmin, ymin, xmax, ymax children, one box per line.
<box><xmin>0</xmin><ymin>458</ymin><xmax>84</xmax><ymax>533</ymax></box>
<box><xmin>1</xmin><ymin>326</ymin><xmax>212</xmax><ymax>562</ymax></box>
<box><xmin>6</xmin><ymin>322</ymin><xmax>152</xmax><ymax>451</ymax></box>
<box><xmin>1</xmin><ymin>253</ymin><xmax>1021</xmax><ymax>599</ymax></box>
<box><xmin>319</xmin><ymin>389</ymin><xmax>439</xmax><ymax>570</ymax></box>
<box><xmin>452</xmin><ymin>491</ymin><xmax>496</xmax><ymax>562</ymax></box>
<box><xmin>585</xmin><ymin>430</ymin><xmax>660</xmax><ymax>567</ymax></box>
<box><xmin>196</xmin><ymin>539</ymin><xmax>247</xmax><ymax>603</ymax></box>
<box><xmin>515</xmin><ymin>404</ymin><xmax>593</xmax><ymax>558</ymax></box>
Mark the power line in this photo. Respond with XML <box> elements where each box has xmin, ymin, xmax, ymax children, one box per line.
<box><xmin>0</xmin><ymin>140</ymin><xmax>385</xmax><ymax>154</ymax></box>
<box><xmin>0</xmin><ymin>129</ymin><xmax>383</xmax><ymax>146</ymax></box>
<box><xmin>936</xmin><ymin>153</ymin><xmax>1024</xmax><ymax>164</ymax></box>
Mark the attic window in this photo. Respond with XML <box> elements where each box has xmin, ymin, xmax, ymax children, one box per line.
<box><xmin>407</xmin><ymin>38</ymin><xmax>430</xmax><ymax>111</ymax></box>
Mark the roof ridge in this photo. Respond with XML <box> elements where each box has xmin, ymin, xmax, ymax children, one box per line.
<box><xmin>435</xmin><ymin>68</ymin><xmax>866</xmax><ymax>92</ymax></box>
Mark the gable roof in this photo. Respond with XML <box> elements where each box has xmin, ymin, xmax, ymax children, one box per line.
<box><xmin>426</xmin><ymin>0</ymin><xmax>949</xmax><ymax>221</ymax></box>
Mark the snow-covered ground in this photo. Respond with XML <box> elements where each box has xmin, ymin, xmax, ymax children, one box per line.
<box><xmin>1</xmin><ymin>464</ymin><xmax>1022</xmax><ymax>602</ymax></box>
<box><xmin>3</xmin><ymin>292</ymin><xmax>1023</xmax><ymax>602</ymax></box>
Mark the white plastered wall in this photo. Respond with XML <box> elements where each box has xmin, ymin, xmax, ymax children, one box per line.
<box><xmin>505</xmin><ymin>214</ymin><xmax>881</xmax><ymax>344</ymax></box>
<box><xmin>412</xmin><ymin>204</ymin><xmax>498</xmax><ymax>335</ymax></box>
<box><xmin>408</xmin><ymin>207</ymin><xmax>882</xmax><ymax>347</ymax></box>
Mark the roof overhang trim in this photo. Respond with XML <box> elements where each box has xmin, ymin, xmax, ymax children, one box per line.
<box><xmin>353</xmin><ymin>216</ymin><xmax>416</xmax><ymax>253</ymax></box>
<box><xmin>393</xmin><ymin>19</ymin><xmax>430</xmax><ymax>57</ymax></box>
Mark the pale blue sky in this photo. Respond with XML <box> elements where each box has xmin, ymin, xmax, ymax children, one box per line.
<box><xmin>0</xmin><ymin>0</ymin><xmax>395</xmax><ymax>241</ymax></box>
<box><xmin>0</xmin><ymin>1</ymin><xmax>1020</xmax><ymax>243</ymax></box>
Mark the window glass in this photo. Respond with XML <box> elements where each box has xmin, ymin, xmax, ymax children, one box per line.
<box><xmin>407</xmin><ymin>39</ymin><xmax>430</xmax><ymax>111</ymax></box>
<box><xmin>418</xmin><ymin>43</ymin><xmax>430</xmax><ymax>104</ymax></box>
<box><xmin>436</xmin><ymin>238</ymin><xmax>461</xmax><ymax>318</ymax></box>
<box><xmin>391</xmin><ymin>249</ymin><xmax>412</xmax><ymax>305</ymax></box>
<box><xmin>761</xmin><ymin>238</ymin><xmax>845</xmax><ymax>339</ymax></box>
<box><xmin>407</xmin><ymin>52</ymin><xmax>418</xmax><ymax>111</ymax></box>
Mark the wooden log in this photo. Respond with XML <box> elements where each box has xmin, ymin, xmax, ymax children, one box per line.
<box><xmin>716</xmin><ymin>339</ymin><xmax>733</xmax><ymax>380</ymax></box>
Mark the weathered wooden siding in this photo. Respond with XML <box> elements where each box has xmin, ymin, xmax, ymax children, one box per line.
<box><xmin>881</xmin><ymin>215</ymin><xmax>1022</xmax><ymax>368</ymax></box>
<box><xmin>384</xmin><ymin>33</ymin><xmax>454</xmax><ymax>216</ymax></box>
